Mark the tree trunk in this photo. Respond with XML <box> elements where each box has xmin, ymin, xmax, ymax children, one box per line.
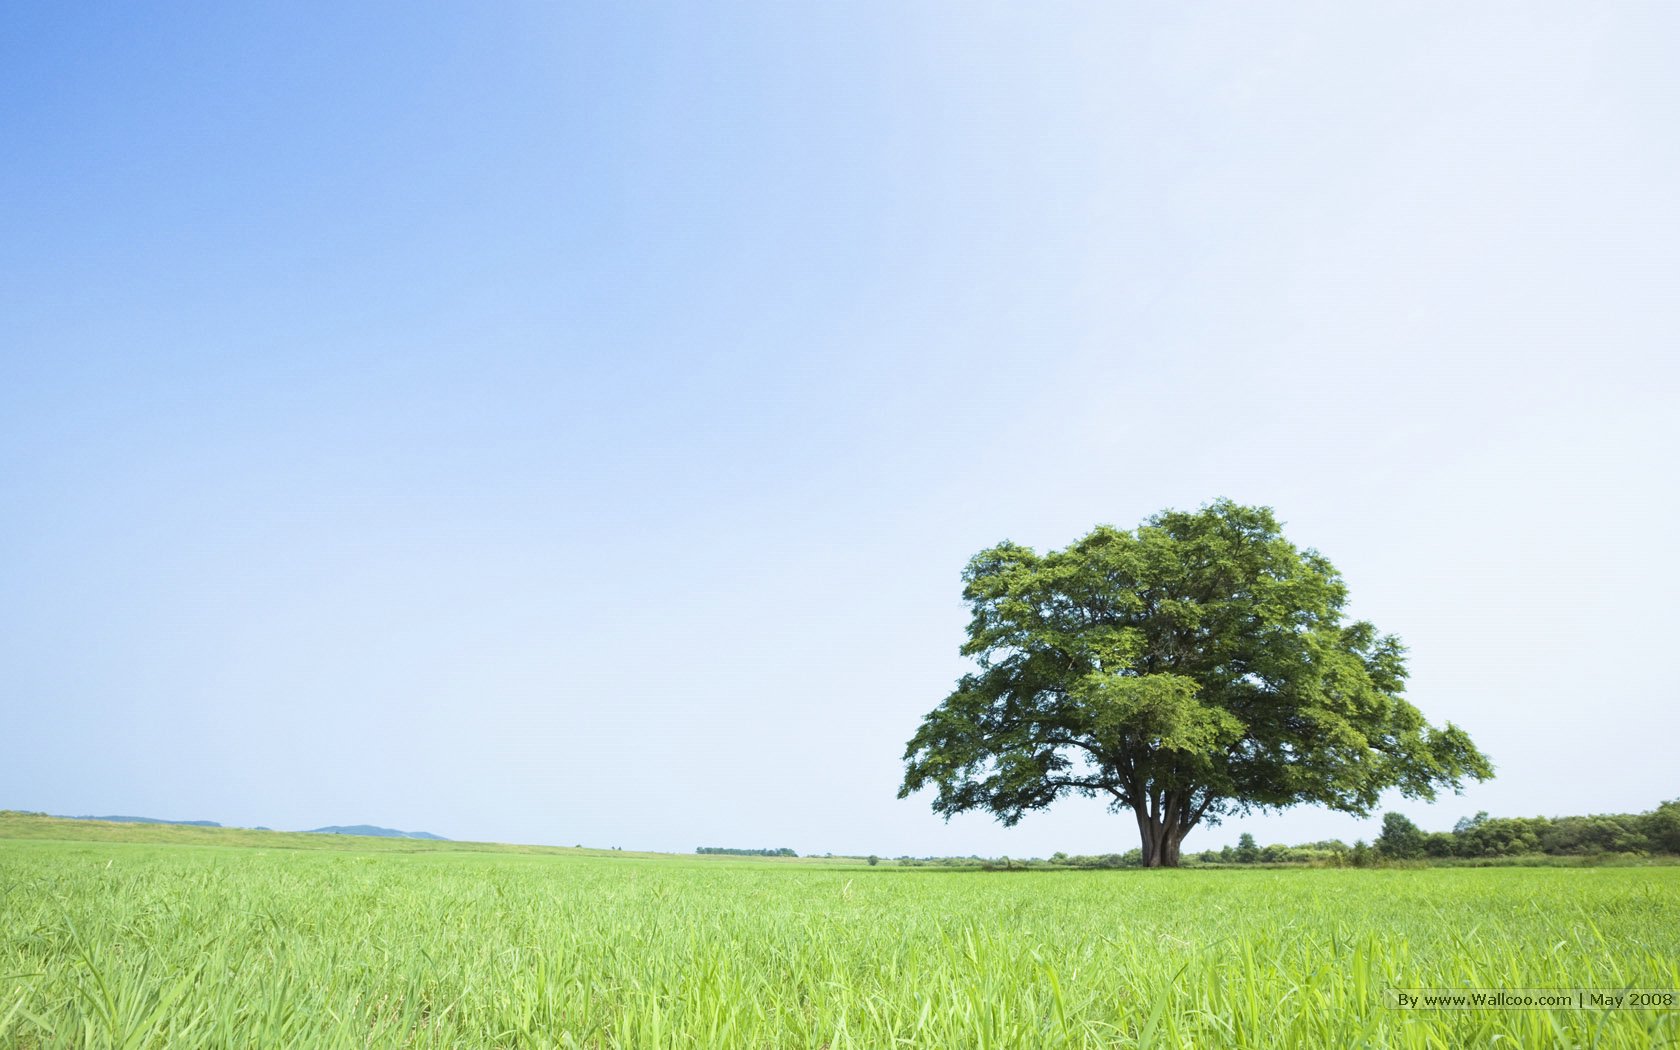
<box><xmin>1136</xmin><ymin>800</ymin><xmax>1190</xmax><ymax>868</ymax></box>
<box><xmin>1160</xmin><ymin>830</ymin><xmax>1182</xmax><ymax>867</ymax></box>
<box><xmin>1136</xmin><ymin>810</ymin><xmax>1158</xmax><ymax>867</ymax></box>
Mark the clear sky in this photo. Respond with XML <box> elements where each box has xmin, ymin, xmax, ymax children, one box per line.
<box><xmin>3</xmin><ymin>4</ymin><xmax>1675</xmax><ymax>857</ymax></box>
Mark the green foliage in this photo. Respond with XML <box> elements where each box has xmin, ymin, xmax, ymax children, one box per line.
<box><xmin>696</xmin><ymin>847</ymin><xmax>798</xmax><ymax>857</ymax></box>
<box><xmin>1077</xmin><ymin>800</ymin><xmax>1680</xmax><ymax>869</ymax></box>
<box><xmin>1194</xmin><ymin>839</ymin><xmax>1353</xmax><ymax>868</ymax></box>
<box><xmin>1649</xmin><ymin>800</ymin><xmax>1680</xmax><ymax>854</ymax></box>
<box><xmin>1382</xmin><ymin>801</ymin><xmax>1680</xmax><ymax>860</ymax></box>
<box><xmin>1042</xmin><ymin>851</ymin><xmax>1138</xmax><ymax>870</ymax></box>
<box><xmin>900</xmin><ymin>500</ymin><xmax>1492</xmax><ymax>866</ymax></box>
<box><xmin>1376</xmin><ymin>812</ymin><xmax>1426</xmax><ymax>860</ymax></box>
<box><xmin>4</xmin><ymin>835</ymin><xmax>1678</xmax><ymax>1047</ymax></box>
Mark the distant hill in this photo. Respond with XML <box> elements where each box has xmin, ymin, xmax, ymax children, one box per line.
<box><xmin>2</xmin><ymin>810</ymin><xmax>831</xmax><ymax>864</ymax></box>
<box><xmin>306</xmin><ymin>825</ymin><xmax>447</xmax><ymax>840</ymax></box>
<box><xmin>51</xmin><ymin>813</ymin><xmax>445</xmax><ymax>839</ymax></box>
<box><xmin>72</xmin><ymin>815</ymin><xmax>222</xmax><ymax>827</ymax></box>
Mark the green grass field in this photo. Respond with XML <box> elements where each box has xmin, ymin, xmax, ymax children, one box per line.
<box><xmin>3</xmin><ymin>815</ymin><xmax>1677</xmax><ymax>1048</ymax></box>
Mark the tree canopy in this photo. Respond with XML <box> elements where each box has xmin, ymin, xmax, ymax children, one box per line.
<box><xmin>898</xmin><ymin>500</ymin><xmax>1492</xmax><ymax>866</ymax></box>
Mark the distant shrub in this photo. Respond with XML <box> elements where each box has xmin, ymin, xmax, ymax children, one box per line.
<box><xmin>697</xmin><ymin>847</ymin><xmax>797</xmax><ymax>857</ymax></box>
<box><xmin>1235</xmin><ymin>834</ymin><xmax>1260</xmax><ymax>864</ymax></box>
<box><xmin>1376</xmin><ymin>813</ymin><xmax>1426</xmax><ymax>860</ymax></box>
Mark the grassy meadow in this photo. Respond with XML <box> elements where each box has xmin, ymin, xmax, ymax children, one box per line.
<box><xmin>2</xmin><ymin>814</ymin><xmax>1677</xmax><ymax>1048</ymax></box>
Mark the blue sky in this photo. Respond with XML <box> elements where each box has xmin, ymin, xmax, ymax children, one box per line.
<box><xmin>3</xmin><ymin>4</ymin><xmax>1675</xmax><ymax>857</ymax></box>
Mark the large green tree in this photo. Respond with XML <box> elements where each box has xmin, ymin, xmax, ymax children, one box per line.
<box><xmin>899</xmin><ymin>500</ymin><xmax>1492</xmax><ymax>867</ymax></box>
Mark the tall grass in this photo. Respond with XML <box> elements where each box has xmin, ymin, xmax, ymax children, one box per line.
<box><xmin>3</xmin><ymin>829</ymin><xmax>1676</xmax><ymax>1047</ymax></box>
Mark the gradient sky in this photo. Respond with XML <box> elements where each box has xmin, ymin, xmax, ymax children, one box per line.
<box><xmin>3</xmin><ymin>4</ymin><xmax>1676</xmax><ymax>857</ymax></box>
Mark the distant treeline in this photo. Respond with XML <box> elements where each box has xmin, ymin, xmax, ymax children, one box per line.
<box><xmin>696</xmin><ymin>847</ymin><xmax>798</xmax><ymax>857</ymax></box>
<box><xmin>1371</xmin><ymin>800</ymin><xmax>1680</xmax><ymax>861</ymax></box>
<box><xmin>1175</xmin><ymin>799</ymin><xmax>1680</xmax><ymax>868</ymax></box>
<box><xmin>882</xmin><ymin>799</ymin><xmax>1680</xmax><ymax>870</ymax></box>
